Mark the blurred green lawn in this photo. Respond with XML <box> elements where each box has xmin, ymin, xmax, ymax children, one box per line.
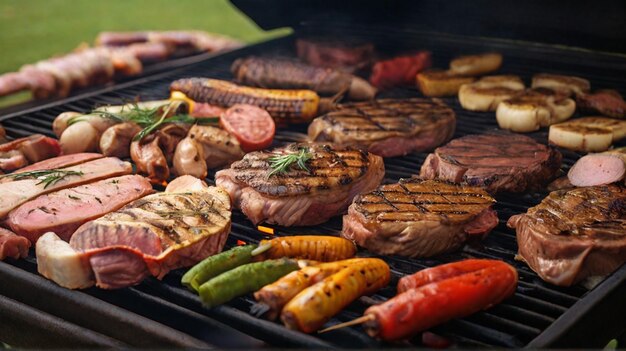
<box><xmin>0</xmin><ymin>0</ymin><xmax>290</xmax><ymax>106</ymax></box>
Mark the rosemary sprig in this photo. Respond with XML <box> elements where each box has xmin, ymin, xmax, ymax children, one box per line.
<box><xmin>0</xmin><ymin>169</ymin><xmax>84</xmax><ymax>188</ymax></box>
<box><xmin>267</xmin><ymin>147</ymin><xmax>312</xmax><ymax>177</ymax></box>
<box><xmin>67</xmin><ymin>102</ymin><xmax>219</xmax><ymax>141</ymax></box>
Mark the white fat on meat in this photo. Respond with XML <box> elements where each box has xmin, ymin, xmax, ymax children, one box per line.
<box><xmin>36</xmin><ymin>232</ymin><xmax>94</xmax><ymax>289</ymax></box>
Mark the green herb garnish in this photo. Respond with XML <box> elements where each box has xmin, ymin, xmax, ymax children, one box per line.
<box><xmin>267</xmin><ymin>147</ymin><xmax>312</xmax><ymax>177</ymax></box>
<box><xmin>73</xmin><ymin>102</ymin><xmax>219</xmax><ymax>141</ymax></box>
<box><xmin>0</xmin><ymin>169</ymin><xmax>84</xmax><ymax>188</ymax></box>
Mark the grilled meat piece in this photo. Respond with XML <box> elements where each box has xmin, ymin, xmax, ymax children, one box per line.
<box><xmin>420</xmin><ymin>133</ymin><xmax>562</xmax><ymax>193</ymax></box>
<box><xmin>369</xmin><ymin>52</ymin><xmax>432</xmax><ymax>89</ymax></box>
<box><xmin>62</xmin><ymin>176</ymin><xmax>231</xmax><ymax>289</ymax></box>
<box><xmin>508</xmin><ymin>185</ymin><xmax>626</xmax><ymax>286</ymax></box>
<box><xmin>0</xmin><ymin>134</ymin><xmax>61</xmax><ymax>172</ymax></box>
<box><xmin>0</xmin><ymin>125</ymin><xmax>6</xmax><ymax>144</ymax></box>
<box><xmin>342</xmin><ymin>178</ymin><xmax>497</xmax><ymax>258</ymax></box>
<box><xmin>231</xmin><ymin>56</ymin><xmax>376</xmax><ymax>100</ymax></box>
<box><xmin>215</xmin><ymin>143</ymin><xmax>385</xmax><ymax>226</ymax></box>
<box><xmin>7</xmin><ymin>175</ymin><xmax>154</xmax><ymax>242</ymax></box>
<box><xmin>11</xmin><ymin>153</ymin><xmax>103</xmax><ymax>176</ymax></box>
<box><xmin>308</xmin><ymin>98</ymin><xmax>456</xmax><ymax>157</ymax></box>
<box><xmin>0</xmin><ymin>228</ymin><xmax>30</xmax><ymax>261</ymax></box>
<box><xmin>296</xmin><ymin>38</ymin><xmax>375</xmax><ymax>73</ymax></box>
<box><xmin>0</xmin><ymin>157</ymin><xmax>132</xmax><ymax>218</ymax></box>
<box><xmin>577</xmin><ymin>90</ymin><xmax>626</xmax><ymax>119</ymax></box>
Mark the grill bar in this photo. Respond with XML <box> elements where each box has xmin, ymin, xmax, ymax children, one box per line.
<box><xmin>0</xmin><ymin>28</ymin><xmax>625</xmax><ymax>348</ymax></box>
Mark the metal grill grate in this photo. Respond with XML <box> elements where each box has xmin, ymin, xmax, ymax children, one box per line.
<box><xmin>1</xmin><ymin>27</ymin><xmax>626</xmax><ymax>348</ymax></box>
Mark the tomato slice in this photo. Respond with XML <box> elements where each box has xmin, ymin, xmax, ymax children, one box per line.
<box><xmin>220</xmin><ymin>104</ymin><xmax>275</xmax><ymax>152</ymax></box>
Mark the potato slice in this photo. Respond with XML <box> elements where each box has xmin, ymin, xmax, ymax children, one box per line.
<box><xmin>532</xmin><ymin>73</ymin><xmax>590</xmax><ymax>97</ymax></box>
<box><xmin>570</xmin><ymin>117</ymin><xmax>626</xmax><ymax>140</ymax></box>
<box><xmin>549</xmin><ymin>123</ymin><xmax>613</xmax><ymax>152</ymax></box>
<box><xmin>496</xmin><ymin>89</ymin><xmax>576</xmax><ymax>132</ymax></box>
<box><xmin>417</xmin><ymin>70</ymin><xmax>475</xmax><ymax>97</ymax></box>
<box><xmin>458</xmin><ymin>75</ymin><xmax>525</xmax><ymax>111</ymax></box>
<box><xmin>449</xmin><ymin>52</ymin><xmax>503</xmax><ymax>76</ymax></box>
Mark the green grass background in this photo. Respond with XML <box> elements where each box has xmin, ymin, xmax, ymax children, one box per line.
<box><xmin>0</xmin><ymin>0</ymin><xmax>290</xmax><ymax>106</ymax></box>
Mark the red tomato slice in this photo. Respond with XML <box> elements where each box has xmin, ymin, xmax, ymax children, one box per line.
<box><xmin>220</xmin><ymin>104</ymin><xmax>275</xmax><ymax>152</ymax></box>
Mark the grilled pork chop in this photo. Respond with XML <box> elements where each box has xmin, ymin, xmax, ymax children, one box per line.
<box><xmin>308</xmin><ymin>98</ymin><xmax>455</xmax><ymax>157</ymax></box>
<box><xmin>342</xmin><ymin>178</ymin><xmax>497</xmax><ymax>258</ymax></box>
<box><xmin>420</xmin><ymin>132</ymin><xmax>562</xmax><ymax>193</ymax></box>
<box><xmin>508</xmin><ymin>185</ymin><xmax>626</xmax><ymax>286</ymax></box>
<box><xmin>7</xmin><ymin>175</ymin><xmax>154</xmax><ymax>242</ymax></box>
<box><xmin>215</xmin><ymin>143</ymin><xmax>384</xmax><ymax>226</ymax></box>
<box><xmin>62</xmin><ymin>176</ymin><xmax>231</xmax><ymax>289</ymax></box>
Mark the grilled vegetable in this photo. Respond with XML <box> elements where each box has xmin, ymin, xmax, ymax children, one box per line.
<box><xmin>458</xmin><ymin>75</ymin><xmax>525</xmax><ymax>112</ymax></box>
<box><xmin>397</xmin><ymin>259</ymin><xmax>507</xmax><ymax>293</ymax></box>
<box><xmin>254</xmin><ymin>258</ymin><xmax>370</xmax><ymax>320</ymax></box>
<box><xmin>449</xmin><ymin>52</ymin><xmax>503</xmax><ymax>76</ymax></box>
<box><xmin>170</xmin><ymin>78</ymin><xmax>330</xmax><ymax>123</ymax></box>
<box><xmin>280</xmin><ymin>258</ymin><xmax>390</xmax><ymax>333</ymax></box>
<box><xmin>254</xmin><ymin>235</ymin><xmax>356</xmax><ymax>262</ymax></box>
<box><xmin>531</xmin><ymin>73</ymin><xmax>590</xmax><ymax>97</ymax></box>
<box><xmin>219</xmin><ymin>104</ymin><xmax>275</xmax><ymax>152</ymax></box>
<box><xmin>182</xmin><ymin>244</ymin><xmax>262</xmax><ymax>292</ymax></box>
<box><xmin>549</xmin><ymin>117</ymin><xmax>626</xmax><ymax>152</ymax></box>
<box><xmin>231</xmin><ymin>56</ymin><xmax>376</xmax><ymax>100</ymax></box>
<box><xmin>322</xmin><ymin>259</ymin><xmax>518</xmax><ymax>341</ymax></box>
<box><xmin>496</xmin><ymin>89</ymin><xmax>576</xmax><ymax>133</ymax></box>
<box><xmin>198</xmin><ymin>258</ymin><xmax>300</xmax><ymax>308</ymax></box>
<box><xmin>417</xmin><ymin>71</ymin><xmax>475</xmax><ymax>97</ymax></box>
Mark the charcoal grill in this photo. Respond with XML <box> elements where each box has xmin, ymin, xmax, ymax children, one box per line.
<box><xmin>1</xmin><ymin>0</ymin><xmax>626</xmax><ymax>348</ymax></box>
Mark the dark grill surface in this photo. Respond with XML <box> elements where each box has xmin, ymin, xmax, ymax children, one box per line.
<box><xmin>1</xmin><ymin>26</ymin><xmax>626</xmax><ymax>348</ymax></box>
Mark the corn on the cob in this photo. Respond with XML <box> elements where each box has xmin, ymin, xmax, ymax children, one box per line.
<box><xmin>170</xmin><ymin>78</ymin><xmax>323</xmax><ymax>123</ymax></box>
<box><xmin>254</xmin><ymin>235</ymin><xmax>356</xmax><ymax>262</ymax></box>
<box><xmin>280</xmin><ymin>258</ymin><xmax>390</xmax><ymax>333</ymax></box>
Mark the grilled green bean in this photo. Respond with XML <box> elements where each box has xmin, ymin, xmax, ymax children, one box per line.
<box><xmin>199</xmin><ymin>258</ymin><xmax>300</xmax><ymax>308</ymax></box>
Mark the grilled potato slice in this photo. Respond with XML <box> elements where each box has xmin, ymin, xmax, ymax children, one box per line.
<box><xmin>458</xmin><ymin>75</ymin><xmax>525</xmax><ymax>111</ymax></box>
<box><xmin>549</xmin><ymin>117</ymin><xmax>626</xmax><ymax>152</ymax></box>
<box><xmin>417</xmin><ymin>70</ymin><xmax>475</xmax><ymax>97</ymax></box>
<box><xmin>496</xmin><ymin>89</ymin><xmax>576</xmax><ymax>132</ymax></box>
<box><xmin>449</xmin><ymin>52</ymin><xmax>503</xmax><ymax>76</ymax></box>
<box><xmin>531</xmin><ymin>73</ymin><xmax>590</xmax><ymax>97</ymax></box>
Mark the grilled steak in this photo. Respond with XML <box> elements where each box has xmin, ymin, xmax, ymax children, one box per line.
<box><xmin>62</xmin><ymin>176</ymin><xmax>231</xmax><ymax>289</ymax></box>
<box><xmin>420</xmin><ymin>133</ymin><xmax>562</xmax><ymax>193</ymax></box>
<box><xmin>508</xmin><ymin>185</ymin><xmax>626</xmax><ymax>286</ymax></box>
<box><xmin>7</xmin><ymin>175</ymin><xmax>154</xmax><ymax>242</ymax></box>
<box><xmin>296</xmin><ymin>38</ymin><xmax>374</xmax><ymax>73</ymax></box>
<box><xmin>342</xmin><ymin>178</ymin><xmax>497</xmax><ymax>258</ymax></box>
<box><xmin>0</xmin><ymin>227</ymin><xmax>30</xmax><ymax>261</ymax></box>
<box><xmin>577</xmin><ymin>90</ymin><xmax>626</xmax><ymax>118</ymax></box>
<box><xmin>308</xmin><ymin>98</ymin><xmax>455</xmax><ymax>157</ymax></box>
<box><xmin>0</xmin><ymin>157</ymin><xmax>132</xmax><ymax>218</ymax></box>
<box><xmin>215</xmin><ymin>143</ymin><xmax>384</xmax><ymax>226</ymax></box>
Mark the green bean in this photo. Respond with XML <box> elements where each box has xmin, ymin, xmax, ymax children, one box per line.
<box><xmin>199</xmin><ymin>258</ymin><xmax>300</xmax><ymax>308</ymax></box>
<box><xmin>182</xmin><ymin>245</ymin><xmax>258</xmax><ymax>292</ymax></box>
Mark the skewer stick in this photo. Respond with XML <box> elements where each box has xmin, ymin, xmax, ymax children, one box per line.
<box><xmin>318</xmin><ymin>315</ymin><xmax>375</xmax><ymax>334</ymax></box>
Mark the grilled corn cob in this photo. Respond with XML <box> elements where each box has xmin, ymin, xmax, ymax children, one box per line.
<box><xmin>254</xmin><ymin>258</ymin><xmax>370</xmax><ymax>320</ymax></box>
<box><xmin>253</xmin><ymin>235</ymin><xmax>356</xmax><ymax>262</ymax></box>
<box><xmin>280</xmin><ymin>258</ymin><xmax>390</xmax><ymax>333</ymax></box>
<box><xmin>170</xmin><ymin>78</ymin><xmax>326</xmax><ymax>123</ymax></box>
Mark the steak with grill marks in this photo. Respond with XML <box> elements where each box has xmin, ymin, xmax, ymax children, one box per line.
<box><xmin>508</xmin><ymin>185</ymin><xmax>626</xmax><ymax>286</ymax></box>
<box><xmin>420</xmin><ymin>132</ymin><xmax>562</xmax><ymax>193</ymax></box>
<box><xmin>342</xmin><ymin>178</ymin><xmax>497</xmax><ymax>258</ymax></box>
<box><xmin>57</xmin><ymin>176</ymin><xmax>232</xmax><ymax>289</ymax></box>
<box><xmin>215</xmin><ymin>143</ymin><xmax>384</xmax><ymax>226</ymax></box>
<box><xmin>308</xmin><ymin>98</ymin><xmax>455</xmax><ymax>157</ymax></box>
